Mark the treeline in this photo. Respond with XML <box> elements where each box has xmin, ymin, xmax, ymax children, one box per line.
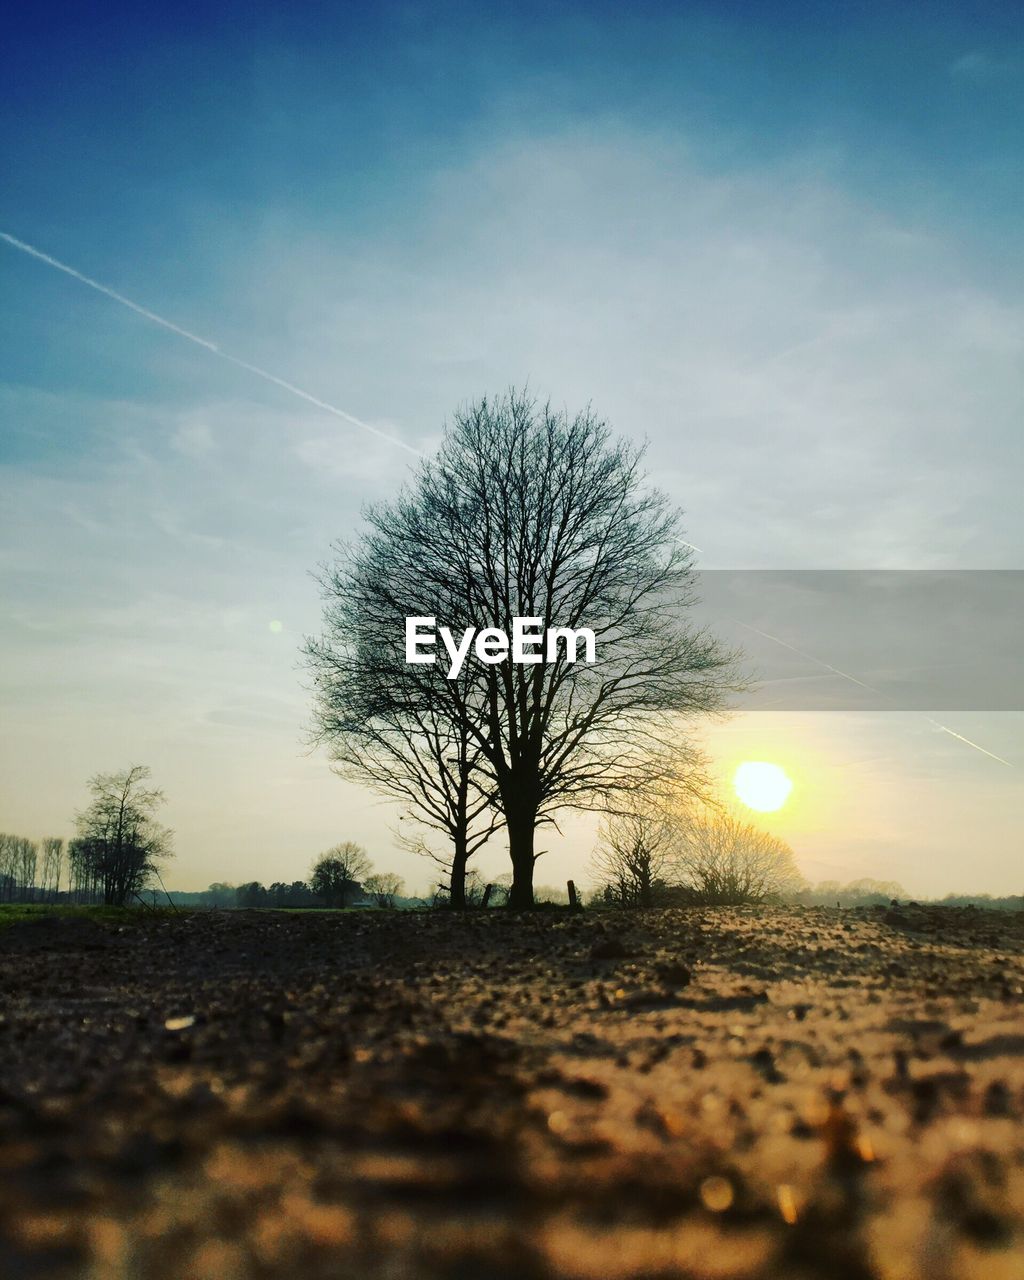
<box><xmin>153</xmin><ymin>846</ymin><xmax>412</xmax><ymax>911</ymax></box>
<box><xmin>794</xmin><ymin>879</ymin><xmax>907</xmax><ymax>908</ymax></box>
<box><xmin>0</xmin><ymin>831</ymin><xmax>138</xmax><ymax>905</ymax></box>
<box><xmin>792</xmin><ymin>881</ymin><xmax>1024</xmax><ymax>911</ymax></box>
<box><xmin>160</xmin><ymin>877</ymin><xmax>424</xmax><ymax>911</ymax></box>
<box><xmin>0</xmin><ymin>834</ymin><xmax>65</xmax><ymax>903</ymax></box>
<box><xmin>933</xmin><ymin>893</ymin><xmax>1024</xmax><ymax>912</ymax></box>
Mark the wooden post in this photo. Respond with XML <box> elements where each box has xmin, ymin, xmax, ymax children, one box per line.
<box><xmin>481</xmin><ymin>883</ymin><xmax>494</xmax><ymax>909</ymax></box>
<box><xmin>567</xmin><ymin>879</ymin><xmax>578</xmax><ymax>908</ymax></box>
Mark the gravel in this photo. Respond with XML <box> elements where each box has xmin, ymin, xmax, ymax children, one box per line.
<box><xmin>1</xmin><ymin>904</ymin><xmax>1022</xmax><ymax>1279</ymax></box>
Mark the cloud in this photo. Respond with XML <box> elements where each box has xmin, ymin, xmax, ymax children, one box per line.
<box><xmin>950</xmin><ymin>50</ymin><xmax>1021</xmax><ymax>82</ymax></box>
<box><xmin>249</xmin><ymin>126</ymin><xmax>1023</xmax><ymax>568</ymax></box>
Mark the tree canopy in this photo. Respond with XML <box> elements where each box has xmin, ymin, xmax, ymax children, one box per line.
<box><xmin>71</xmin><ymin>765</ymin><xmax>171</xmax><ymax>907</ymax></box>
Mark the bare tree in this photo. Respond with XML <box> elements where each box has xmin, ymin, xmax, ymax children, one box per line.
<box><xmin>72</xmin><ymin>765</ymin><xmax>172</xmax><ymax>906</ymax></box>
<box><xmin>16</xmin><ymin>839</ymin><xmax>38</xmax><ymax>902</ymax></box>
<box><xmin>308</xmin><ymin>391</ymin><xmax>738</xmax><ymax>907</ymax></box>
<box><xmin>39</xmin><ymin>837</ymin><xmax>65</xmax><ymax>902</ymax></box>
<box><xmin>68</xmin><ymin>834</ymin><xmax>101</xmax><ymax>903</ymax></box>
<box><xmin>0</xmin><ymin>835</ymin><xmax>11</xmax><ymax>901</ymax></box>
<box><xmin>0</xmin><ymin>835</ymin><xmax>40</xmax><ymax>903</ymax></box>
<box><xmin>310</xmin><ymin>842</ymin><xmax>372</xmax><ymax>907</ymax></box>
<box><xmin>363</xmin><ymin>871</ymin><xmax>404</xmax><ymax>908</ymax></box>
<box><xmin>670</xmin><ymin>807</ymin><xmax>803</xmax><ymax>905</ymax></box>
<box><xmin>590</xmin><ymin>801</ymin><xmax>676</xmax><ymax>908</ymax></box>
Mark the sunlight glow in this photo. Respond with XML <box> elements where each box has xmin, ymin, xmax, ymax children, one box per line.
<box><xmin>734</xmin><ymin>761</ymin><xmax>793</xmax><ymax>812</ymax></box>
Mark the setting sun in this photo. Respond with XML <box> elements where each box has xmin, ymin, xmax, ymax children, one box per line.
<box><xmin>733</xmin><ymin>761</ymin><xmax>793</xmax><ymax>813</ymax></box>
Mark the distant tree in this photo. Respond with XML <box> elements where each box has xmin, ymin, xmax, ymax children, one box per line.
<box><xmin>363</xmin><ymin>871</ymin><xmax>404</xmax><ymax>908</ymax></box>
<box><xmin>39</xmin><ymin>838</ymin><xmax>64</xmax><ymax>902</ymax></box>
<box><xmin>311</xmin><ymin>842</ymin><xmax>372</xmax><ymax>907</ymax></box>
<box><xmin>844</xmin><ymin>878</ymin><xmax>905</xmax><ymax>902</ymax></box>
<box><xmin>796</xmin><ymin>878</ymin><xmax>907</xmax><ymax>908</ymax></box>
<box><xmin>235</xmin><ymin>881</ymin><xmax>267</xmax><ymax>909</ymax></box>
<box><xmin>431</xmin><ymin>867</ymin><xmax>493</xmax><ymax>909</ymax></box>
<box><xmin>17</xmin><ymin>839</ymin><xmax>38</xmax><ymax>902</ymax></box>
<box><xmin>71</xmin><ymin>766</ymin><xmax>172</xmax><ymax>906</ymax></box>
<box><xmin>286</xmin><ymin>879</ymin><xmax>316</xmax><ymax>907</ymax></box>
<box><xmin>0</xmin><ymin>834</ymin><xmax>37</xmax><ymax>902</ymax></box>
<box><xmin>0</xmin><ymin>835</ymin><xmax>40</xmax><ymax>903</ymax></box>
<box><xmin>672</xmin><ymin>807</ymin><xmax>802</xmax><ymax>905</ymax></box>
<box><xmin>203</xmin><ymin>881</ymin><xmax>235</xmax><ymax>908</ymax></box>
<box><xmin>0</xmin><ymin>835</ymin><xmax>12</xmax><ymax>901</ymax></box>
<box><xmin>938</xmin><ymin>892</ymin><xmax>1023</xmax><ymax>912</ymax></box>
<box><xmin>68</xmin><ymin>836</ymin><xmax>101</xmax><ymax>903</ymax></box>
<box><xmin>533</xmin><ymin>883</ymin><xmax>569</xmax><ymax>905</ymax></box>
<box><xmin>258</xmin><ymin>880</ymin><xmax>317</xmax><ymax>908</ymax></box>
<box><xmin>590</xmin><ymin>800</ymin><xmax>676</xmax><ymax>908</ymax></box>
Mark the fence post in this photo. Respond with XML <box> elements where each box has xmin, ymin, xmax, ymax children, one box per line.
<box><xmin>567</xmin><ymin>879</ymin><xmax>578</xmax><ymax>909</ymax></box>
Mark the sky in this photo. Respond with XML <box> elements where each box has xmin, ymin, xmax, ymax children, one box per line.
<box><xmin>1</xmin><ymin>1</ymin><xmax>1021</xmax><ymax>896</ymax></box>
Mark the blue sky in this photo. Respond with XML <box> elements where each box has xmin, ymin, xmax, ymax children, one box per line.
<box><xmin>1</xmin><ymin>2</ymin><xmax>1021</xmax><ymax>893</ymax></box>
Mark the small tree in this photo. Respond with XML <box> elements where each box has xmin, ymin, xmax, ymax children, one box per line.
<box><xmin>0</xmin><ymin>834</ymin><xmax>15</xmax><ymax>901</ymax></box>
<box><xmin>672</xmin><ymin>807</ymin><xmax>802</xmax><ymax>905</ymax></box>
<box><xmin>72</xmin><ymin>765</ymin><xmax>172</xmax><ymax>906</ymax></box>
<box><xmin>311</xmin><ymin>842</ymin><xmax>371</xmax><ymax>907</ymax></box>
<box><xmin>591</xmin><ymin>802</ymin><xmax>675</xmax><ymax>908</ymax></box>
<box><xmin>363</xmin><ymin>871</ymin><xmax>404</xmax><ymax>908</ymax></box>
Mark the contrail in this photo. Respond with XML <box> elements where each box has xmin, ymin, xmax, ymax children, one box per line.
<box><xmin>925</xmin><ymin>719</ymin><xmax>1013</xmax><ymax>768</ymax></box>
<box><xmin>2</xmin><ymin>230</ymin><xmax>1013</xmax><ymax>770</ymax></box>
<box><xmin>736</xmin><ymin>621</ymin><xmax>1013</xmax><ymax>768</ymax></box>
<box><xmin>0</xmin><ymin>230</ymin><xmax>422</xmax><ymax>457</ymax></box>
<box><xmin>735</xmin><ymin>621</ymin><xmax>878</xmax><ymax>692</ymax></box>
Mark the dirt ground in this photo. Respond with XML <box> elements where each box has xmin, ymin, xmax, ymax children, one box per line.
<box><xmin>1</xmin><ymin>904</ymin><xmax>1023</xmax><ymax>1280</ymax></box>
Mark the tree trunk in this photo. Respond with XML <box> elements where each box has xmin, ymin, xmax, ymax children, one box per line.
<box><xmin>506</xmin><ymin>802</ymin><xmax>537</xmax><ymax>909</ymax></box>
<box><xmin>449</xmin><ymin>832</ymin><xmax>469</xmax><ymax>910</ymax></box>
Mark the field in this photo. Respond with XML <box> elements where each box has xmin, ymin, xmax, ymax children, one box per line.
<box><xmin>1</xmin><ymin>903</ymin><xmax>1023</xmax><ymax>1280</ymax></box>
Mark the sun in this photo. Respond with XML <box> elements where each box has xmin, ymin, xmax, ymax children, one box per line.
<box><xmin>733</xmin><ymin>761</ymin><xmax>793</xmax><ymax>813</ymax></box>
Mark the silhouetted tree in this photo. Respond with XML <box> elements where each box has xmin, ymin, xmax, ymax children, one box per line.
<box><xmin>796</xmin><ymin>878</ymin><xmax>907</xmax><ymax>908</ymax></box>
<box><xmin>235</xmin><ymin>881</ymin><xmax>267</xmax><ymax>909</ymax></box>
<box><xmin>0</xmin><ymin>835</ymin><xmax>12</xmax><ymax>901</ymax></box>
<box><xmin>0</xmin><ymin>834</ymin><xmax>34</xmax><ymax>902</ymax></box>
<box><xmin>672</xmin><ymin>807</ymin><xmax>802</xmax><ymax>905</ymax></box>
<box><xmin>590</xmin><ymin>801</ymin><xmax>676</xmax><ymax>907</ymax></box>
<box><xmin>203</xmin><ymin>881</ymin><xmax>236</xmax><ymax>907</ymax></box>
<box><xmin>364</xmin><ymin>871</ymin><xmax>404</xmax><ymax>908</ymax></box>
<box><xmin>308</xmin><ymin>391</ymin><xmax>737</xmax><ymax>908</ymax></box>
<box><xmin>311</xmin><ymin>842</ymin><xmax>371</xmax><ymax>907</ymax></box>
<box><xmin>71</xmin><ymin>765</ymin><xmax>172</xmax><ymax>906</ymax></box>
<box><xmin>39</xmin><ymin>838</ymin><xmax>64</xmax><ymax>902</ymax></box>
